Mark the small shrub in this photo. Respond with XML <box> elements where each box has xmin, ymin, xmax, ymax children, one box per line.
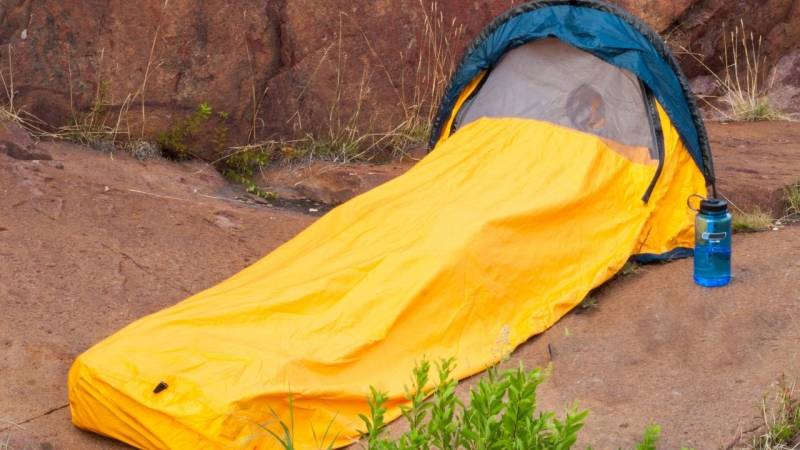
<box><xmin>361</xmin><ymin>359</ymin><xmax>588</xmax><ymax>450</ymax></box>
<box><xmin>157</xmin><ymin>102</ymin><xmax>213</xmax><ymax>160</ymax></box>
<box><xmin>635</xmin><ymin>425</ymin><xmax>661</xmax><ymax>450</ymax></box>
<box><xmin>733</xmin><ymin>211</ymin><xmax>773</xmax><ymax>233</ymax></box>
<box><xmin>220</xmin><ymin>145</ymin><xmax>276</xmax><ymax>200</ymax></box>
<box><xmin>784</xmin><ymin>182</ymin><xmax>800</xmax><ymax>218</ymax></box>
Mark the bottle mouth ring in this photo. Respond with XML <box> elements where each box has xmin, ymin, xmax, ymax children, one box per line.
<box><xmin>687</xmin><ymin>194</ymin><xmax>728</xmax><ymax>213</ymax></box>
<box><xmin>700</xmin><ymin>198</ymin><xmax>728</xmax><ymax>213</ymax></box>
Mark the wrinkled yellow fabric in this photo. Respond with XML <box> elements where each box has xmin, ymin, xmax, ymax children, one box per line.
<box><xmin>69</xmin><ymin>117</ymin><xmax>703</xmax><ymax>449</ymax></box>
<box><xmin>633</xmin><ymin>104</ymin><xmax>707</xmax><ymax>256</ymax></box>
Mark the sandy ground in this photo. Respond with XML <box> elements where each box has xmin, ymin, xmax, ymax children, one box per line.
<box><xmin>1</xmin><ymin>121</ymin><xmax>798</xmax><ymax>449</ymax></box>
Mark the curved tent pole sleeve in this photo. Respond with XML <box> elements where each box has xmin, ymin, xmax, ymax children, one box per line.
<box><xmin>641</xmin><ymin>82</ymin><xmax>665</xmax><ymax>203</ymax></box>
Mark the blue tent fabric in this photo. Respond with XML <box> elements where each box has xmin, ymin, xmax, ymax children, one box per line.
<box><xmin>430</xmin><ymin>0</ymin><xmax>715</xmax><ymax>184</ymax></box>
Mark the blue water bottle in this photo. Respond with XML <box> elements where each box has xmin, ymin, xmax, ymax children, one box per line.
<box><xmin>691</xmin><ymin>197</ymin><xmax>732</xmax><ymax>287</ymax></box>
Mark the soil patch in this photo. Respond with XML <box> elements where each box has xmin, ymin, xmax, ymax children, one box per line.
<box><xmin>709</xmin><ymin>120</ymin><xmax>800</xmax><ymax>216</ymax></box>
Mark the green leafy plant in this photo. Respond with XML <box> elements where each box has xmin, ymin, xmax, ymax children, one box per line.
<box><xmin>634</xmin><ymin>425</ymin><xmax>661</xmax><ymax>450</ymax></box>
<box><xmin>157</xmin><ymin>102</ymin><xmax>213</xmax><ymax>160</ymax></box>
<box><xmin>254</xmin><ymin>359</ymin><xmax>663</xmax><ymax>449</ymax></box>
<box><xmin>220</xmin><ymin>144</ymin><xmax>276</xmax><ymax>200</ymax></box>
<box><xmin>210</xmin><ymin>111</ymin><xmax>230</xmax><ymax>155</ymax></box>
<box><xmin>208</xmin><ymin>112</ymin><xmax>276</xmax><ymax>200</ymax></box>
<box><xmin>361</xmin><ymin>359</ymin><xmax>588</xmax><ymax>450</ymax></box>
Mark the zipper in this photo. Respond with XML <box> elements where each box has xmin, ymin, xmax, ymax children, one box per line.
<box><xmin>640</xmin><ymin>81</ymin><xmax>665</xmax><ymax>203</ymax></box>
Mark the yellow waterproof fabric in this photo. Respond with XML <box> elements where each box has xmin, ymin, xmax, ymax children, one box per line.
<box><xmin>69</xmin><ymin>116</ymin><xmax>705</xmax><ymax>449</ymax></box>
<box><xmin>635</xmin><ymin>105</ymin><xmax>707</xmax><ymax>255</ymax></box>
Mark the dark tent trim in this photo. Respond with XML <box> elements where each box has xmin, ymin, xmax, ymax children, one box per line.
<box><xmin>632</xmin><ymin>247</ymin><xmax>694</xmax><ymax>264</ymax></box>
<box><xmin>429</xmin><ymin>0</ymin><xmax>715</xmax><ymax>185</ymax></box>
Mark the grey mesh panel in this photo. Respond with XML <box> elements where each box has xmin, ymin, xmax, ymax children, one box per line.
<box><xmin>455</xmin><ymin>38</ymin><xmax>655</xmax><ymax>153</ymax></box>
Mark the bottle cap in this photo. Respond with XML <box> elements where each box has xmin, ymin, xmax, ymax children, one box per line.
<box><xmin>700</xmin><ymin>198</ymin><xmax>728</xmax><ymax>213</ymax></box>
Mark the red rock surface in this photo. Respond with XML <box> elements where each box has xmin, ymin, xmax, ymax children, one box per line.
<box><xmin>2</xmin><ymin>0</ymin><xmax>797</xmax><ymax>158</ymax></box>
<box><xmin>668</xmin><ymin>0</ymin><xmax>800</xmax><ymax>77</ymax></box>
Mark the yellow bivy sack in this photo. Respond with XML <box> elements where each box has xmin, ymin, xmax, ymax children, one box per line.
<box><xmin>68</xmin><ymin>2</ymin><xmax>715</xmax><ymax>448</ymax></box>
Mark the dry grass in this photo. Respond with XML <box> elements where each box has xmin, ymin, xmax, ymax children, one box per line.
<box><xmin>57</xmin><ymin>54</ymin><xmax>136</xmax><ymax>149</ymax></box>
<box><xmin>722</xmin><ymin>195</ymin><xmax>774</xmax><ymax>233</ymax></box>
<box><xmin>274</xmin><ymin>0</ymin><xmax>463</xmax><ymax>163</ymax></box>
<box><xmin>387</xmin><ymin>0</ymin><xmax>464</xmax><ymax>157</ymax></box>
<box><xmin>733</xmin><ymin>210</ymin><xmax>774</xmax><ymax>233</ymax></box>
<box><xmin>750</xmin><ymin>380</ymin><xmax>800</xmax><ymax>450</ymax></box>
<box><xmin>784</xmin><ymin>181</ymin><xmax>800</xmax><ymax>219</ymax></box>
<box><xmin>211</xmin><ymin>1</ymin><xmax>465</xmax><ymax>198</ymax></box>
<box><xmin>0</xmin><ymin>420</ymin><xmax>22</xmax><ymax>450</ymax></box>
<box><xmin>2</xmin><ymin>0</ymin><xmax>462</xmax><ymax>165</ymax></box>
<box><xmin>0</xmin><ymin>2</ymin><xmax>168</xmax><ymax>154</ymax></box>
<box><xmin>0</xmin><ymin>45</ymin><xmax>49</xmax><ymax>136</ymax></box>
<box><xmin>213</xmin><ymin>0</ymin><xmax>465</xmax><ymax>191</ymax></box>
<box><xmin>241</xmin><ymin>10</ymin><xmax>270</xmax><ymax>144</ymax></box>
<box><xmin>683</xmin><ymin>20</ymin><xmax>788</xmax><ymax>122</ymax></box>
<box><xmin>2</xmin><ymin>0</ymin><xmax>465</xmax><ymax>194</ymax></box>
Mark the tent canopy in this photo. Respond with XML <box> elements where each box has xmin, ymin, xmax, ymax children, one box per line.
<box><xmin>430</xmin><ymin>0</ymin><xmax>715</xmax><ymax>185</ymax></box>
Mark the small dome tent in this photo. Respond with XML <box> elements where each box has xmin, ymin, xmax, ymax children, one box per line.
<box><xmin>428</xmin><ymin>0</ymin><xmax>715</xmax><ymax>262</ymax></box>
<box><xmin>68</xmin><ymin>2</ymin><xmax>713</xmax><ymax>449</ymax></box>
<box><xmin>431</xmin><ymin>0</ymin><xmax>715</xmax><ymax>186</ymax></box>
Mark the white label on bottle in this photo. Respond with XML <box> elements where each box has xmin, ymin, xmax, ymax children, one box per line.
<box><xmin>702</xmin><ymin>232</ymin><xmax>727</xmax><ymax>242</ymax></box>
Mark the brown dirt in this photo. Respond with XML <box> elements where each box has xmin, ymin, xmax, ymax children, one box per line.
<box><xmin>1</xmin><ymin>119</ymin><xmax>798</xmax><ymax>449</ymax></box>
<box><xmin>256</xmin><ymin>159</ymin><xmax>417</xmax><ymax>205</ymax></box>
<box><xmin>710</xmin><ymin>120</ymin><xmax>800</xmax><ymax>216</ymax></box>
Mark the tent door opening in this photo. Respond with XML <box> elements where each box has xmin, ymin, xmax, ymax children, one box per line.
<box><xmin>453</xmin><ymin>38</ymin><xmax>666</xmax><ymax>199</ymax></box>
